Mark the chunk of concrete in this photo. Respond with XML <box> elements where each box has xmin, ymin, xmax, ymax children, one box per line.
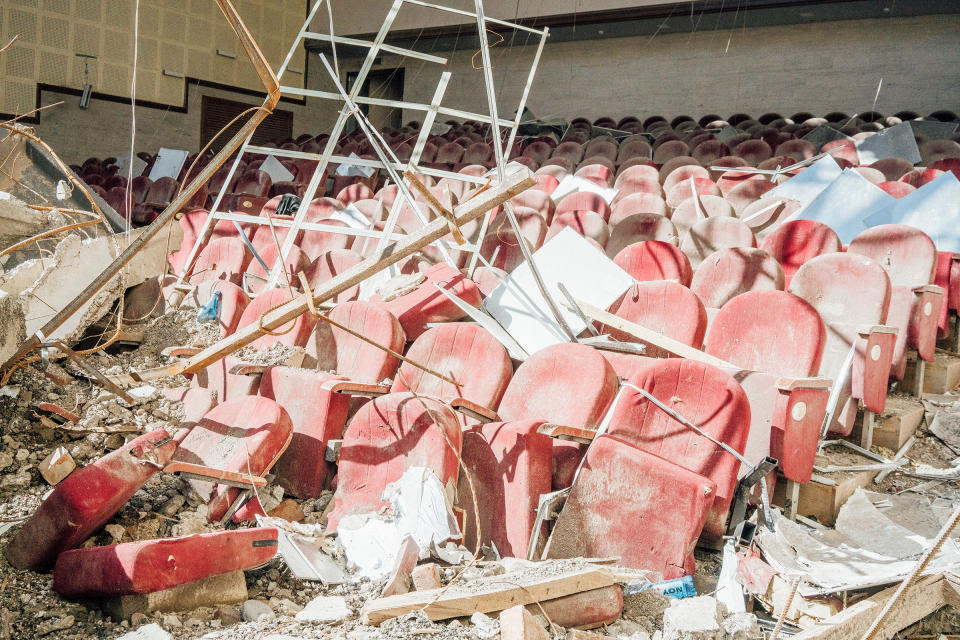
<box><xmin>662</xmin><ymin>596</ymin><xmax>726</xmax><ymax>640</ymax></box>
<box><xmin>295</xmin><ymin>595</ymin><xmax>351</xmax><ymax>623</ymax></box>
<box><xmin>2</xmin><ymin>223</ymin><xmax>181</xmax><ymax>347</ymax></box>
<box><xmin>499</xmin><ymin>605</ymin><xmax>547</xmax><ymax>640</ymax></box>
<box><xmin>39</xmin><ymin>446</ymin><xmax>75</xmax><ymax>485</ymax></box>
<box><xmin>242</xmin><ymin>599</ymin><xmax>274</xmax><ymax>622</ymax></box>
<box><xmin>381</xmin><ymin>535</ymin><xmax>420</xmax><ymax>598</ymax></box>
<box><xmin>412</xmin><ymin>562</ymin><xmax>443</xmax><ymax>591</ymax></box>
<box><xmin>102</xmin><ymin>570</ymin><xmax>247</xmax><ymax>620</ymax></box>
<box><xmin>0</xmin><ymin>291</ymin><xmax>25</xmax><ymax>366</ymax></box>
<box><xmin>721</xmin><ymin>612</ymin><xmax>762</xmax><ymax>640</ymax></box>
<box><xmin>116</xmin><ymin>623</ymin><xmax>172</xmax><ymax>640</ymax></box>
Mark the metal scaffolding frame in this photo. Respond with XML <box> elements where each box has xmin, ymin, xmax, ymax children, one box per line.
<box><xmin>173</xmin><ymin>0</ymin><xmax>549</xmax><ymax>296</ymax></box>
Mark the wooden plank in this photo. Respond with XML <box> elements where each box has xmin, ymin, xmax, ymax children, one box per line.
<box><xmin>110</xmin><ymin>172</ymin><xmax>534</xmax><ymax>385</ymax></box>
<box><xmin>790</xmin><ymin>574</ymin><xmax>948</xmax><ymax>640</ymax></box>
<box><xmin>905</xmin><ymin>352</ymin><xmax>960</xmax><ymax>394</ymax></box>
<box><xmin>774</xmin><ymin>468</ymin><xmax>877</xmax><ymax>526</ymax></box>
<box><xmin>572</xmin><ymin>300</ymin><xmax>736</xmax><ymax>370</ymax></box>
<box><xmin>360</xmin><ymin>567</ymin><xmax>614</xmax><ymax>625</ymax></box>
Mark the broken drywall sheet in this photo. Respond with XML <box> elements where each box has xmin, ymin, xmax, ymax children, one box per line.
<box><xmin>550</xmin><ymin>175</ymin><xmax>618</xmax><ymax>205</ymax></box>
<box><xmin>794</xmin><ymin>169</ymin><xmax>896</xmax><ymax>243</ymax></box>
<box><xmin>147</xmin><ymin>148</ymin><xmax>190</xmax><ymax>181</ymax></box>
<box><xmin>864</xmin><ymin>171</ymin><xmax>960</xmax><ymax>251</ymax></box>
<box><xmin>854</xmin><ymin>122</ymin><xmax>922</xmax><ymax>165</ymax></box>
<box><xmin>259</xmin><ymin>155</ymin><xmax>296</xmax><ymax>184</ymax></box>
<box><xmin>757</xmin><ymin>490</ymin><xmax>960</xmax><ymax>594</ymax></box>
<box><xmin>761</xmin><ymin>155</ymin><xmax>842</xmax><ymax>206</ymax></box>
<box><xmin>484</xmin><ymin>227</ymin><xmax>634</xmax><ymax>355</ymax></box>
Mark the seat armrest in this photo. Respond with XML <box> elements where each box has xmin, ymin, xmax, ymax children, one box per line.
<box><xmin>228</xmin><ymin>364</ymin><xmax>267</xmax><ymax>376</ymax></box>
<box><xmin>536</xmin><ymin>423</ymin><xmax>596</xmax><ymax>444</ymax></box>
<box><xmin>857</xmin><ymin>324</ymin><xmax>898</xmax><ymax>337</ymax></box>
<box><xmin>775</xmin><ymin>377</ymin><xmax>832</xmax><ymax>392</ymax></box>
<box><xmin>912</xmin><ymin>284</ymin><xmax>944</xmax><ymax>295</ymax></box>
<box><xmin>162</xmin><ymin>346</ymin><xmax>203</xmax><ymax>358</ymax></box>
<box><xmin>163</xmin><ymin>461</ymin><xmax>267</xmax><ymax>488</ymax></box>
<box><xmin>450</xmin><ymin>398</ymin><xmax>498</xmax><ymax>422</ymax></box>
<box><xmin>330</xmin><ymin>381</ymin><xmax>391</xmax><ymax>396</ymax></box>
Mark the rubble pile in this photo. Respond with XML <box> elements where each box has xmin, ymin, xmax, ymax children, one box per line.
<box><xmin>2</xmin><ymin>19</ymin><xmax>960</xmax><ymax>636</ymax></box>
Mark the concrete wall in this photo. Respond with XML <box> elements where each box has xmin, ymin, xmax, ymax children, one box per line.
<box><xmin>335</xmin><ymin>13</ymin><xmax>960</xmax><ymax>126</ymax></box>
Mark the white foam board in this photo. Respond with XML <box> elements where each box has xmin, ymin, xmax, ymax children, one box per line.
<box><xmin>854</xmin><ymin>121</ymin><xmax>922</xmax><ymax>165</ymax></box>
<box><xmin>794</xmin><ymin>169</ymin><xmax>896</xmax><ymax>243</ymax></box>
<box><xmin>484</xmin><ymin>227</ymin><xmax>634</xmax><ymax>355</ymax></box>
<box><xmin>864</xmin><ymin>171</ymin><xmax>960</xmax><ymax>252</ymax></box>
<box><xmin>335</xmin><ymin>152</ymin><xmax>375</xmax><ymax>178</ymax></box>
<box><xmin>147</xmin><ymin>147</ymin><xmax>189</xmax><ymax>181</ymax></box>
<box><xmin>550</xmin><ymin>174</ymin><xmax>618</xmax><ymax>205</ymax></box>
<box><xmin>259</xmin><ymin>155</ymin><xmax>295</xmax><ymax>184</ymax></box>
<box><xmin>762</xmin><ymin>155</ymin><xmax>842</xmax><ymax>206</ymax></box>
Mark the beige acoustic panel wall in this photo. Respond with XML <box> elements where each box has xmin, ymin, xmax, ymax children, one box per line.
<box><xmin>310</xmin><ymin>1</ymin><xmax>678</xmax><ymax>36</ymax></box>
<box><xmin>30</xmin><ymin>82</ymin><xmax>342</xmax><ymax>165</ymax></box>
<box><xmin>1</xmin><ymin>0</ymin><xmax>307</xmax><ymax>117</ymax></box>
<box><xmin>342</xmin><ymin>14</ymin><xmax>959</xmax><ymax>127</ymax></box>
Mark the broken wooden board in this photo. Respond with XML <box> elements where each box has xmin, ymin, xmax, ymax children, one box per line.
<box><xmin>791</xmin><ymin>573</ymin><xmax>957</xmax><ymax>640</ymax></box>
<box><xmin>851</xmin><ymin>396</ymin><xmax>924</xmax><ymax>451</ymax></box>
<box><xmin>108</xmin><ymin>171</ymin><xmax>535</xmax><ymax>385</ymax></box>
<box><xmin>360</xmin><ymin>566</ymin><xmax>615</xmax><ymax>625</ymax></box>
<box><xmin>904</xmin><ymin>352</ymin><xmax>960</xmax><ymax>395</ymax></box>
<box><xmin>500</xmin><ymin>605</ymin><xmax>550</xmax><ymax>640</ymax></box>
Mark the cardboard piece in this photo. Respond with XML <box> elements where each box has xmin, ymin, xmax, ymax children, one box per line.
<box><xmin>854</xmin><ymin>122</ymin><xmax>922</xmax><ymax>165</ymax></box>
<box><xmin>147</xmin><ymin>148</ymin><xmax>189</xmax><ymax>181</ymax></box>
<box><xmin>801</xmin><ymin>125</ymin><xmax>852</xmax><ymax>152</ymax></box>
<box><xmin>484</xmin><ymin>228</ymin><xmax>633</xmax><ymax>355</ymax></box>
<box><xmin>259</xmin><ymin>155</ymin><xmax>295</xmax><ymax>184</ymax></box>
<box><xmin>335</xmin><ymin>152</ymin><xmax>376</xmax><ymax>178</ymax></box>
<box><xmin>762</xmin><ymin>156</ymin><xmax>843</xmax><ymax>206</ymax></box>
<box><xmin>794</xmin><ymin>169</ymin><xmax>896</xmax><ymax>243</ymax></box>
<box><xmin>863</xmin><ymin>172</ymin><xmax>960</xmax><ymax>252</ymax></box>
<box><xmin>550</xmin><ymin>175</ymin><xmax>618</xmax><ymax>205</ymax></box>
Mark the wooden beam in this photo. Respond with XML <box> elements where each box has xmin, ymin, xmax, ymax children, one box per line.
<box><xmin>571</xmin><ymin>300</ymin><xmax>736</xmax><ymax>370</ymax></box>
<box><xmin>790</xmin><ymin>574</ymin><xmax>949</xmax><ymax>640</ymax></box>
<box><xmin>360</xmin><ymin>567</ymin><xmax>614</xmax><ymax>625</ymax></box>
<box><xmin>109</xmin><ymin>172</ymin><xmax>535</xmax><ymax>385</ymax></box>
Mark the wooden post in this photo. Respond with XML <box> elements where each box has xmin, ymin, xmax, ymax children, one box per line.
<box><xmin>860</xmin><ymin>409</ymin><xmax>875</xmax><ymax>450</ymax></box>
<box><xmin>912</xmin><ymin>358</ymin><xmax>926</xmax><ymax>398</ymax></box>
<box><xmin>785</xmin><ymin>480</ymin><xmax>801</xmax><ymax>521</ymax></box>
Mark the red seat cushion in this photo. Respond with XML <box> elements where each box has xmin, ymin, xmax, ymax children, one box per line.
<box><xmin>705</xmin><ymin>290</ymin><xmax>825</xmax><ymax>378</ymax></box>
<box><xmin>328</xmin><ymin>393</ymin><xmax>462</xmax><ymax>531</ymax></box>
<box><xmin>691</xmin><ymin>247</ymin><xmax>784</xmax><ymax>310</ymax></box>
<box><xmin>546</xmin><ymin>435</ymin><xmax>716</xmax><ymax>578</ymax></box>
<box><xmin>613</xmin><ymin>240</ymin><xmax>693</xmax><ymax>285</ymax></box>
<box><xmin>608</xmin><ymin>359</ymin><xmax>751</xmax><ymax>541</ymax></box>
<box><xmin>603</xmin><ymin>280</ymin><xmax>707</xmax><ymax>356</ymax></box>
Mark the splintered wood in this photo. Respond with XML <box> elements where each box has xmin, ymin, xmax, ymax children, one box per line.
<box><xmin>360</xmin><ymin>566</ymin><xmax>615</xmax><ymax>625</ymax></box>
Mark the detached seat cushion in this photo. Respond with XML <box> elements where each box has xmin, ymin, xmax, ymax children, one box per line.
<box><xmin>5</xmin><ymin>431</ymin><xmax>177</xmax><ymax>571</ymax></box>
<box><xmin>546</xmin><ymin>435</ymin><xmax>716</xmax><ymax>579</ymax></box>
<box><xmin>53</xmin><ymin>529</ymin><xmax>279</xmax><ymax>598</ymax></box>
